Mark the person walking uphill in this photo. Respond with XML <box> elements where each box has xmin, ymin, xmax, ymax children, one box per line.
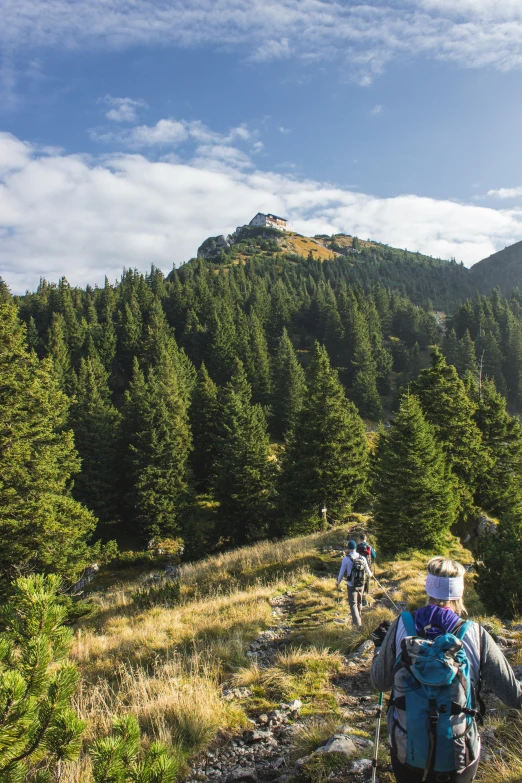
<box><xmin>357</xmin><ymin>533</ymin><xmax>376</xmax><ymax>604</ymax></box>
<box><xmin>371</xmin><ymin>557</ymin><xmax>522</xmax><ymax>783</ymax></box>
<box><xmin>337</xmin><ymin>540</ymin><xmax>372</xmax><ymax>627</ymax></box>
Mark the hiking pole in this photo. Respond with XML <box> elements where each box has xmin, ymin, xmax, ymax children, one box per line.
<box><xmin>371</xmin><ymin>691</ymin><xmax>384</xmax><ymax>783</ymax></box>
<box><xmin>371</xmin><ymin>575</ymin><xmax>400</xmax><ymax>613</ymax></box>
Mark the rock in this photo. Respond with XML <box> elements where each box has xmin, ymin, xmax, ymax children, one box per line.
<box><xmin>226</xmin><ymin>768</ymin><xmax>257</xmax><ymax>783</ymax></box>
<box><xmin>356</xmin><ymin>639</ymin><xmax>373</xmax><ymax>655</ymax></box>
<box><xmin>318</xmin><ymin>734</ymin><xmax>357</xmax><ymax>758</ymax></box>
<box><xmin>349</xmin><ymin>735</ymin><xmax>374</xmax><ymax>751</ymax></box>
<box><xmin>258</xmin><ymin>714</ymin><xmax>269</xmax><ymax>725</ymax></box>
<box><xmin>197</xmin><ymin>235</ymin><xmax>231</xmax><ymax>259</ymax></box>
<box><xmin>244</xmin><ymin>730</ymin><xmax>272</xmax><ymax>743</ymax></box>
<box><xmin>288</xmin><ymin>699</ymin><xmax>302</xmax><ymax>715</ymax></box>
<box><xmin>350</xmin><ymin>758</ymin><xmax>373</xmax><ymax>773</ymax></box>
<box><xmin>512</xmin><ymin>624</ymin><xmax>522</xmax><ymax>632</ymax></box>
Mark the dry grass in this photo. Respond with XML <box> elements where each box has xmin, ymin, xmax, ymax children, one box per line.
<box><xmin>476</xmin><ymin>717</ymin><xmax>522</xmax><ymax>782</ymax></box>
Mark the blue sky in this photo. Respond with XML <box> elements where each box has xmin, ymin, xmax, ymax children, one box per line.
<box><xmin>3</xmin><ymin>0</ymin><xmax>522</xmax><ymax>292</ymax></box>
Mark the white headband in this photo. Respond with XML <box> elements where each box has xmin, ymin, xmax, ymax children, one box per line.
<box><xmin>425</xmin><ymin>573</ymin><xmax>464</xmax><ymax>601</ymax></box>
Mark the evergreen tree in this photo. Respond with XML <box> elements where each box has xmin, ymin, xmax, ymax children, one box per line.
<box><xmin>279</xmin><ymin>343</ymin><xmax>368</xmax><ymax>532</ymax></box>
<box><xmin>122</xmin><ymin>354</ymin><xmax>191</xmax><ymax>540</ymax></box>
<box><xmin>213</xmin><ymin>360</ymin><xmax>273</xmax><ymax>545</ymax></box>
<box><xmin>457</xmin><ymin>329</ymin><xmax>477</xmax><ymax>377</ymax></box>
<box><xmin>189</xmin><ymin>363</ymin><xmax>220</xmax><ymax>492</ymax></box>
<box><xmin>271</xmin><ymin>329</ymin><xmax>305</xmax><ymax>440</ymax></box>
<box><xmin>0</xmin><ymin>301</ymin><xmax>95</xmax><ymax>590</ymax></box>
<box><xmin>374</xmin><ymin>393</ymin><xmax>457</xmax><ymax>555</ymax></box>
<box><xmin>476</xmin><ymin>513</ymin><xmax>522</xmax><ymax>619</ymax></box>
<box><xmin>412</xmin><ymin>349</ymin><xmax>488</xmax><ymax>517</ymax></box>
<box><xmin>442</xmin><ymin>328</ymin><xmax>459</xmax><ymax>369</ymax></box>
<box><xmin>0</xmin><ymin>574</ymin><xmax>85</xmax><ymax>780</ymax></box>
<box><xmin>473</xmin><ymin>378</ymin><xmax>522</xmax><ymax>516</ymax></box>
<box><xmin>350</xmin><ymin>305</ymin><xmax>382</xmax><ymax>419</ymax></box>
<box><xmin>69</xmin><ymin>353</ymin><xmax>121</xmax><ymax>525</ymax></box>
<box><xmin>47</xmin><ymin>312</ymin><xmax>72</xmax><ymax>391</ymax></box>
<box><xmin>247</xmin><ymin>311</ymin><xmax>272</xmax><ymax>407</ymax></box>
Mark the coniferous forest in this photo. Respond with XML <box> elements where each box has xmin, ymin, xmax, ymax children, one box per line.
<box><xmin>2</xmin><ymin>226</ymin><xmax>522</xmax><ymax>607</ymax></box>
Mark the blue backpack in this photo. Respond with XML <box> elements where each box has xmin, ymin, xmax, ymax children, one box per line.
<box><xmin>388</xmin><ymin>611</ymin><xmax>482</xmax><ymax>779</ymax></box>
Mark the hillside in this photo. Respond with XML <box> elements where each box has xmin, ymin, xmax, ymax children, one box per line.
<box><xmin>470</xmin><ymin>240</ymin><xmax>522</xmax><ymax>296</ymax></box>
<box><xmin>194</xmin><ymin>226</ymin><xmax>472</xmax><ymax>311</ymax></box>
<box><xmin>60</xmin><ymin>524</ymin><xmax>520</xmax><ymax>783</ymax></box>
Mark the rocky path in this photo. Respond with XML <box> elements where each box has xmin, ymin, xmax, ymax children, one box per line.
<box><xmin>183</xmin><ymin>564</ymin><xmax>404</xmax><ymax>783</ymax></box>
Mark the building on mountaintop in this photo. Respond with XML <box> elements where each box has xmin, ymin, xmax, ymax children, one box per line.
<box><xmin>249</xmin><ymin>212</ymin><xmax>287</xmax><ymax>230</ymax></box>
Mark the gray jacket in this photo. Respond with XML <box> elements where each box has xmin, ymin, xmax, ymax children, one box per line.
<box><xmin>371</xmin><ymin>615</ymin><xmax>522</xmax><ymax>708</ymax></box>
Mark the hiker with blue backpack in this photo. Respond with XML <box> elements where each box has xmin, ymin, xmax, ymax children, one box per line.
<box><xmin>370</xmin><ymin>556</ymin><xmax>522</xmax><ymax>783</ymax></box>
<box><xmin>336</xmin><ymin>539</ymin><xmax>372</xmax><ymax>627</ymax></box>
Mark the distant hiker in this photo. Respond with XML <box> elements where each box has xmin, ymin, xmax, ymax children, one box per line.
<box><xmin>336</xmin><ymin>540</ymin><xmax>372</xmax><ymax>628</ymax></box>
<box><xmin>371</xmin><ymin>556</ymin><xmax>522</xmax><ymax>783</ymax></box>
<box><xmin>356</xmin><ymin>533</ymin><xmax>376</xmax><ymax>605</ymax></box>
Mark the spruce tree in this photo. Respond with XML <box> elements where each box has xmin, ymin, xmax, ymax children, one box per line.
<box><xmin>349</xmin><ymin>306</ymin><xmax>382</xmax><ymax>420</ymax></box>
<box><xmin>374</xmin><ymin>393</ymin><xmax>457</xmax><ymax>555</ymax></box>
<box><xmin>473</xmin><ymin>378</ymin><xmax>522</xmax><ymax>516</ymax></box>
<box><xmin>271</xmin><ymin>328</ymin><xmax>305</xmax><ymax>440</ymax></box>
<box><xmin>189</xmin><ymin>363</ymin><xmax>220</xmax><ymax>493</ymax></box>
<box><xmin>69</xmin><ymin>352</ymin><xmax>121</xmax><ymax>525</ymax></box>
<box><xmin>213</xmin><ymin>360</ymin><xmax>273</xmax><ymax>545</ymax></box>
<box><xmin>279</xmin><ymin>343</ymin><xmax>368</xmax><ymax>533</ymax></box>
<box><xmin>122</xmin><ymin>354</ymin><xmax>191</xmax><ymax>540</ymax></box>
<box><xmin>0</xmin><ymin>301</ymin><xmax>96</xmax><ymax>591</ymax></box>
<box><xmin>476</xmin><ymin>513</ymin><xmax>522</xmax><ymax>619</ymax></box>
<box><xmin>457</xmin><ymin>329</ymin><xmax>476</xmax><ymax>377</ymax></box>
<box><xmin>47</xmin><ymin>312</ymin><xmax>72</xmax><ymax>392</ymax></box>
<box><xmin>412</xmin><ymin>349</ymin><xmax>488</xmax><ymax>517</ymax></box>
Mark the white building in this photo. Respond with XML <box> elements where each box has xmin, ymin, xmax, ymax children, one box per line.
<box><xmin>249</xmin><ymin>212</ymin><xmax>287</xmax><ymax>230</ymax></box>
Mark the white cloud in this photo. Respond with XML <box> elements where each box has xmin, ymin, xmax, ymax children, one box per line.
<box><xmin>103</xmin><ymin>95</ymin><xmax>148</xmax><ymax>123</ymax></box>
<box><xmin>2</xmin><ymin>129</ymin><xmax>522</xmax><ymax>294</ymax></box>
<box><xmin>488</xmin><ymin>185</ymin><xmax>522</xmax><ymax>198</ymax></box>
<box><xmin>4</xmin><ymin>1</ymin><xmax>522</xmax><ymax>84</ymax></box>
<box><xmin>279</xmin><ymin>126</ymin><xmax>292</xmax><ymax>134</ymax></box>
<box><xmin>371</xmin><ymin>104</ymin><xmax>383</xmax><ymax>114</ymax></box>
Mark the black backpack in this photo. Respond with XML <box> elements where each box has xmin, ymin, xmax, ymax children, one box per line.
<box><xmin>350</xmin><ymin>556</ymin><xmax>367</xmax><ymax>590</ymax></box>
<box><xmin>356</xmin><ymin>542</ymin><xmax>372</xmax><ymax>562</ymax></box>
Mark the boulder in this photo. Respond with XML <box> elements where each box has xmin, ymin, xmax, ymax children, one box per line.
<box><xmin>317</xmin><ymin>734</ymin><xmax>357</xmax><ymax>758</ymax></box>
<box><xmin>350</xmin><ymin>758</ymin><xmax>373</xmax><ymax>773</ymax></box>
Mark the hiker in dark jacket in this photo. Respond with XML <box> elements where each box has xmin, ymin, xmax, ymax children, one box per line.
<box><xmin>336</xmin><ymin>539</ymin><xmax>372</xmax><ymax>628</ymax></box>
<box><xmin>371</xmin><ymin>556</ymin><xmax>522</xmax><ymax>783</ymax></box>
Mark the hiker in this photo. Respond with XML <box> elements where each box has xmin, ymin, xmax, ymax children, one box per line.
<box><xmin>336</xmin><ymin>540</ymin><xmax>372</xmax><ymax>628</ymax></box>
<box><xmin>370</xmin><ymin>556</ymin><xmax>522</xmax><ymax>783</ymax></box>
<box><xmin>356</xmin><ymin>533</ymin><xmax>376</xmax><ymax>605</ymax></box>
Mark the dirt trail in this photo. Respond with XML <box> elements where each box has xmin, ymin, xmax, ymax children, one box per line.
<box><xmin>184</xmin><ymin>556</ymin><xmax>404</xmax><ymax>783</ymax></box>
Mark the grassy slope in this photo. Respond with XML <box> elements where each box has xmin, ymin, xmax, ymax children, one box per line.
<box><xmin>66</xmin><ymin>524</ymin><xmax>522</xmax><ymax>782</ymax></box>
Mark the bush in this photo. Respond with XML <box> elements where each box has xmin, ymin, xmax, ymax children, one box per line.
<box><xmin>131</xmin><ymin>579</ymin><xmax>181</xmax><ymax>610</ymax></box>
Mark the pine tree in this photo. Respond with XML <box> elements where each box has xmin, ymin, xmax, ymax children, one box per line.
<box><xmin>213</xmin><ymin>360</ymin><xmax>273</xmax><ymax>545</ymax></box>
<box><xmin>476</xmin><ymin>513</ymin><xmax>522</xmax><ymax>619</ymax></box>
<box><xmin>442</xmin><ymin>328</ymin><xmax>459</xmax><ymax>369</ymax></box>
<box><xmin>271</xmin><ymin>328</ymin><xmax>305</xmax><ymax>440</ymax></box>
<box><xmin>374</xmin><ymin>393</ymin><xmax>457</xmax><ymax>555</ymax></box>
<box><xmin>189</xmin><ymin>363</ymin><xmax>220</xmax><ymax>492</ymax></box>
<box><xmin>69</xmin><ymin>352</ymin><xmax>121</xmax><ymax>525</ymax></box>
<box><xmin>247</xmin><ymin>311</ymin><xmax>272</xmax><ymax>407</ymax></box>
<box><xmin>473</xmin><ymin>378</ymin><xmax>522</xmax><ymax>516</ymax></box>
<box><xmin>457</xmin><ymin>329</ymin><xmax>476</xmax><ymax>377</ymax></box>
<box><xmin>0</xmin><ymin>574</ymin><xmax>85</xmax><ymax>780</ymax></box>
<box><xmin>412</xmin><ymin>348</ymin><xmax>488</xmax><ymax>517</ymax></box>
<box><xmin>279</xmin><ymin>343</ymin><xmax>368</xmax><ymax>533</ymax></box>
<box><xmin>122</xmin><ymin>354</ymin><xmax>191</xmax><ymax>540</ymax></box>
<box><xmin>349</xmin><ymin>306</ymin><xmax>382</xmax><ymax>419</ymax></box>
<box><xmin>47</xmin><ymin>312</ymin><xmax>72</xmax><ymax>391</ymax></box>
<box><xmin>0</xmin><ymin>301</ymin><xmax>96</xmax><ymax>590</ymax></box>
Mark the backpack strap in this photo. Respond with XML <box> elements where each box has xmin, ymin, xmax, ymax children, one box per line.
<box><xmin>401</xmin><ymin>611</ymin><xmax>417</xmax><ymax>637</ymax></box>
<box><xmin>454</xmin><ymin>619</ymin><xmax>473</xmax><ymax>640</ymax></box>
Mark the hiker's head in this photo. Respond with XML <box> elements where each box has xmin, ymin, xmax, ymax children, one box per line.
<box><xmin>359</xmin><ymin>534</ymin><xmax>366</xmax><ymax>542</ymax></box>
<box><xmin>425</xmin><ymin>557</ymin><xmax>467</xmax><ymax>615</ymax></box>
<box><xmin>347</xmin><ymin>540</ymin><xmax>357</xmax><ymax>552</ymax></box>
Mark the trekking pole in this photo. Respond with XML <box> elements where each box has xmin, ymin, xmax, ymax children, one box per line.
<box><xmin>371</xmin><ymin>575</ymin><xmax>400</xmax><ymax>613</ymax></box>
<box><xmin>371</xmin><ymin>691</ymin><xmax>384</xmax><ymax>783</ymax></box>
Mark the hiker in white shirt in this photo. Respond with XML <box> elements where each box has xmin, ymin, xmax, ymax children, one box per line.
<box><xmin>336</xmin><ymin>539</ymin><xmax>372</xmax><ymax>627</ymax></box>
